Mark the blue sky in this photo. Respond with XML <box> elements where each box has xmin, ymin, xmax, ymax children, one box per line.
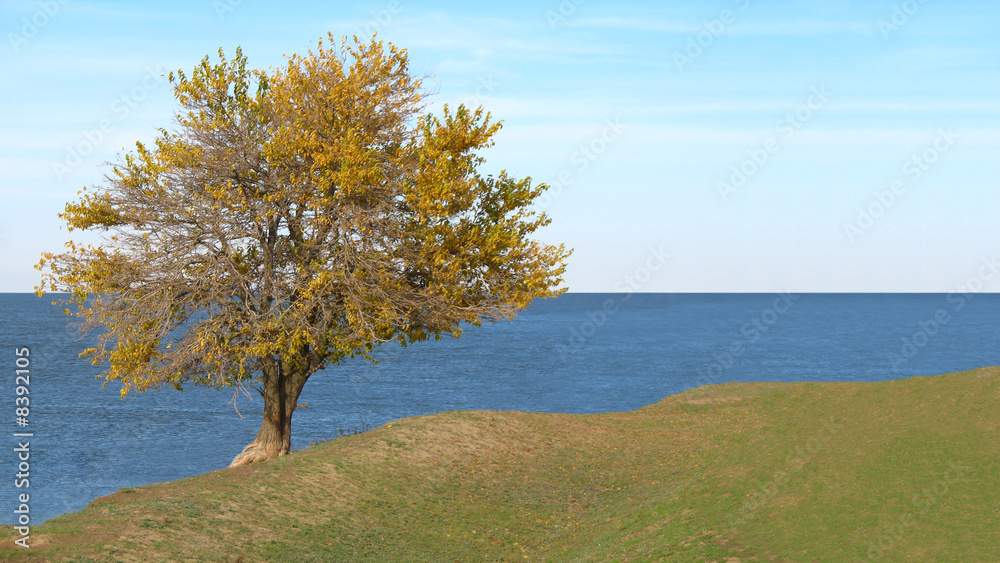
<box><xmin>2</xmin><ymin>0</ymin><xmax>999</xmax><ymax>292</ymax></box>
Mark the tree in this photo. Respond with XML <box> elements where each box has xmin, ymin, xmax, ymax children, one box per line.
<box><xmin>36</xmin><ymin>34</ymin><xmax>570</xmax><ymax>467</ymax></box>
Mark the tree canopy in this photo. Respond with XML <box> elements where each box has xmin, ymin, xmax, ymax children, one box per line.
<box><xmin>37</xmin><ymin>34</ymin><xmax>570</xmax><ymax>466</ymax></box>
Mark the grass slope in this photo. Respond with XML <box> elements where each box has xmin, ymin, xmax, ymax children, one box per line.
<box><xmin>3</xmin><ymin>367</ymin><xmax>999</xmax><ymax>561</ymax></box>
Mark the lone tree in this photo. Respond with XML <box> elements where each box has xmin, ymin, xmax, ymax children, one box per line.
<box><xmin>37</xmin><ymin>34</ymin><xmax>569</xmax><ymax>467</ymax></box>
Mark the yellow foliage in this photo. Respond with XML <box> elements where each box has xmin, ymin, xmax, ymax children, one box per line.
<box><xmin>36</xmin><ymin>33</ymin><xmax>570</xmax><ymax>399</ymax></box>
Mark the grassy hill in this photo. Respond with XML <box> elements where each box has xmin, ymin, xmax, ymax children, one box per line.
<box><xmin>3</xmin><ymin>367</ymin><xmax>999</xmax><ymax>561</ymax></box>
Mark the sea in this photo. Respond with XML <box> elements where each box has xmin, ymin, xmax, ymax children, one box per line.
<box><xmin>2</xmin><ymin>292</ymin><xmax>1000</xmax><ymax>525</ymax></box>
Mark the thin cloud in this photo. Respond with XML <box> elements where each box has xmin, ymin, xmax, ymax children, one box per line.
<box><xmin>455</xmin><ymin>97</ymin><xmax>1000</xmax><ymax>121</ymax></box>
<box><xmin>365</xmin><ymin>12</ymin><xmax>626</xmax><ymax>57</ymax></box>
<box><xmin>62</xmin><ymin>2</ymin><xmax>179</xmax><ymax>21</ymax></box>
<box><xmin>568</xmin><ymin>16</ymin><xmax>875</xmax><ymax>35</ymax></box>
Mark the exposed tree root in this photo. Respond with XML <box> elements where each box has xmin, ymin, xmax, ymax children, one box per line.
<box><xmin>229</xmin><ymin>441</ymin><xmax>287</xmax><ymax>467</ymax></box>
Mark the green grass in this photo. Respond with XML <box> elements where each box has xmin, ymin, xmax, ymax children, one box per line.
<box><xmin>3</xmin><ymin>367</ymin><xmax>999</xmax><ymax>561</ymax></box>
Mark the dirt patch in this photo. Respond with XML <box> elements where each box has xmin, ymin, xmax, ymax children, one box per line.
<box><xmin>683</xmin><ymin>396</ymin><xmax>745</xmax><ymax>405</ymax></box>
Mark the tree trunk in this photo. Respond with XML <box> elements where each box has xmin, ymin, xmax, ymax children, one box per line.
<box><xmin>230</xmin><ymin>357</ymin><xmax>310</xmax><ymax>467</ymax></box>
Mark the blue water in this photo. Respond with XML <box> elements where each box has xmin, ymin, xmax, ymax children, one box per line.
<box><xmin>2</xmin><ymin>292</ymin><xmax>999</xmax><ymax>525</ymax></box>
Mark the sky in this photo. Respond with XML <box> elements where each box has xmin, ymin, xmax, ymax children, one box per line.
<box><xmin>2</xmin><ymin>0</ymin><xmax>1000</xmax><ymax>293</ymax></box>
